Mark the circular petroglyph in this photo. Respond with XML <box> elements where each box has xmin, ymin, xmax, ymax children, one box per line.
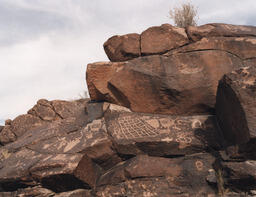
<box><xmin>195</xmin><ymin>160</ymin><xmax>204</xmax><ymax>171</ymax></box>
<box><xmin>176</xmin><ymin>133</ymin><xmax>192</xmax><ymax>144</ymax></box>
<box><xmin>192</xmin><ymin>119</ymin><xmax>202</xmax><ymax>129</ymax></box>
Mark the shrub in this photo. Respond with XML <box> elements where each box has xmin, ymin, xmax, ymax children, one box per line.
<box><xmin>169</xmin><ymin>2</ymin><xmax>198</xmax><ymax>28</ymax></box>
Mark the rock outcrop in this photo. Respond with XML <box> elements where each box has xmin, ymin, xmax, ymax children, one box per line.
<box><xmin>216</xmin><ymin>66</ymin><xmax>256</xmax><ymax>145</ymax></box>
<box><xmin>1</xmin><ymin>23</ymin><xmax>256</xmax><ymax>196</ymax></box>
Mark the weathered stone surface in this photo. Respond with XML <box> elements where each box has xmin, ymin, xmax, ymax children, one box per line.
<box><xmin>141</xmin><ymin>24</ymin><xmax>189</xmax><ymax>55</ymax></box>
<box><xmin>0</xmin><ymin>118</ymin><xmax>118</xmax><ymax>192</ymax></box>
<box><xmin>54</xmin><ymin>189</ymin><xmax>92</xmax><ymax>197</ymax></box>
<box><xmin>187</xmin><ymin>23</ymin><xmax>256</xmax><ymax>41</ymax></box>
<box><xmin>0</xmin><ymin>186</ymin><xmax>55</xmax><ymax>197</ymax></box>
<box><xmin>215</xmin><ymin>160</ymin><xmax>256</xmax><ymax>193</ymax></box>
<box><xmin>104</xmin><ymin>33</ymin><xmax>140</xmax><ymax>62</ymax></box>
<box><xmin>0</xmin><ymin>99</ymin><xmax>88</xmax><ymax>145</ymax></box>
<box><xmin>0</xmin><ymin>114</ymin><xmax>43</xmax><ymax>145</ymax></box>
<box><xmin>97</xmin><ymin>153</ymin><xmax>216</xmax><ymax>196</ymax></box>
<box><xmin>87</xmin><ymin>50</ymin><xmax>243</xmax><ymax>115</ymax></box>
<box><xmin>216</xmin><ymin>66</ymin><xmax>256</xmax><ymax>145</ymax></box>
<box><xmin>0</xmin><ymin>126</ymin><xmax>3</xmax><ymax>133</ymax></box>
<box><xmin>168</xmin><ymin>37</ymin><xmax>256</xmax><ymax>60</ymax></box>
<box><xmin>105</xmin><ymin>112</ymin><xmax>222</xmax><ymax>156</ymax></box>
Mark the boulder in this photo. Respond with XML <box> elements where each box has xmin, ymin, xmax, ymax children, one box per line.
<box><xmin>167</xmin><ymin>37</ymin><xmax>256</xmax><ymax>60</ymax></box>
<box><xmin>87</xmin><ymin>50</ymin><xmax>243</xmax><ymax>115</ymax></box>
<box><xmin>96</xmin><ymin>153</ymin><xmax>216</xmax><ymax>196</ymax></box>
<box><xmin>141</xmin><ymin>24</ymin><xmax>189</xmax><ymax>55</ymax></box>
<box><xmin>104</xmin><ymin>112</ymin><xmax>222</xmax><ymax>156</ymax></box>
<box><xmin>187</xmin><ymin>23</ymin><xmax>256</xmax><ymax>41</ymax></box>
<box><xmin>103</xmin><ymin>33</ymin><xmax>140</xmax><ymax>62</ymax></box>
<box><xmin>216</xmin><ymin>66</ymin><xmax>256</xmax><ymax>145</ymax></box>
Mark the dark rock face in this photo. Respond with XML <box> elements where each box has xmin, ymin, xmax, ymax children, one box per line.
<box><xmin>105</xmin><ymin>112</ymin><xmax>222</xmax><ymax>156</ymax></box>
<box><xmin>104</xmin><ymin>33</ymin><xmax>140</xmax><ymax>62</ymax></box>
<box><xmin>216</xmin><ymin>66</ymin><xmax>256</xmax><ymax>145</ymax></box>
<box><xmin>97</xmin><ymin>153</ymin><xmax>216</xmax><ymax>196</ymax></box>
<box><xmin>87</xmin><ymin>51</ymin><xmax>243</xmax><ymax>115</ymax></box>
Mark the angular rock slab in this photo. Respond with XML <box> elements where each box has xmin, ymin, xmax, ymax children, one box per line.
<box><xmin>0</xmin><ymin>119</ymin><xmax>117</xmax><ymax>192</ymax></box>
<box><xmin>141</xmin><ymin>23</ymin><xmax>189</xmax><ymax>55</ymax></box>
<box><xmin>87</xmin><ymin>50</ymin><xmax>243</xmax><ymax>115</ymax></box>
<box><xmin>216</xmin><ymin>66</ymin><xmax>256</xmax><ymax>145</ymax></box>
<box><xmin>105</xmin><ymin>112</ymin><xmax>222</xmax><ymax>156</ymax></box>
<box><xmin>187</xmin><ymin>23</ymin><xmax>256</xmax><ymax>41</ymax></box>
<box><xmin>97</xmin><ymin>154</ymin><xmax>216</xmax><ymax>196</ymax></box>
<box><xmin>103</xmin><ymin>33</ymin><xmax>140</xmax><ymax>62</ymax></box>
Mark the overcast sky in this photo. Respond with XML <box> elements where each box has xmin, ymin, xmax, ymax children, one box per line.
<box><xmin>0</xmin><ymin>0</ymin><xmax>256</xmax><ymax>124</ymax></box>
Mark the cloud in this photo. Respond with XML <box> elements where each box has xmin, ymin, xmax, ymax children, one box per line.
<box><xmin>0</xmin><ymin>0</ymin><xmax>256</xmax><ymax>120</ymax></box>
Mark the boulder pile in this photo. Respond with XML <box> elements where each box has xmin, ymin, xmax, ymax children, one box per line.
<box><xmin>0</xmin><ymin>23</ymin><xmax>256</xmax><ymax>196</ymax></box>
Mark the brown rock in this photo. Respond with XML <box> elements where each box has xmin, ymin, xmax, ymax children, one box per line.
<box><xmin>97</xmin><ymin>153</ymin><xmax>216</xmax><ymax>196</ymax></box>
<box><xmin>167</xmin><ymin>37</ymin><xmax>256</xmax><ymax>60</ymax></box>
<box><xmin>0</xmin><ymin>118</ymin><xmax>118</xmax><ymax>192</ymax></box>
<box><xmin>0</xmin><ymin>114</ymin><xmax>43</xmax><ymax>144</ymax></box>
<box><xmin>0</xmin><ymin>99</ymin><xmax>88</xmax><ymax>145</ymax></box>
<box><xmin>0</xmin><ymin>126</ymin><xmax>3</xmax><ymax>133</ymax></box>
<box><xmin>103</xmin><ymin>33</ymin><xmax>140</xmax><ymax>62</ymax></box>
<box><xmin>216</xmin><ymin>66</ymin><xmax>256</xmax><ymax>145</ymax></box>
<box><xmin>87</xmin><ymin>50</ymin><xmax>243</xmax><ymax>115</ymax></box>
<box><xmin>141</xmin><ymin>24</ymin><xmax>189</xmax><ymax>55</ymax></box>
<box><xmin>187</xmin><ymin>23</ymin><xmax>256</xmax><ymax>41</ymax></box>
<box><xmin>54</xmin><ymin>189</ymin><xmax>92</xmax><ymax>197</ymax></box>
<box><xmin>215</xmin><ymin>160</ymin><xmax>256</xmax><ymax>192</ymax></box>
<box><xmin>104</xmin><ymin>112</ymin><xmax>222</xmax><ymax>156</ymax></box>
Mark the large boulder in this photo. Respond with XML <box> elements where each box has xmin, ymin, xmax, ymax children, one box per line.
<box><xmin>87</xmin><ymin>50</ymin><xmax>243</xmax><ymax>115</ymax></box>
<box><xmin>216</xmin><ymin>66</ymin><xmax>256</xmax><ymax>145</ymax></box>
<box><xmin>187</xmin><ymin>23</ymin><xmax>256</xmax><ymax>41</ymax></box>
<box><xmin>103</xmin><ymin>33</ymin><xmax>140</xmax><ymax>62</ymax></box>
<box><xmin>140</xmin><ymin>24</ymin><xmax>189</xmax><ymax>55</ymax></box>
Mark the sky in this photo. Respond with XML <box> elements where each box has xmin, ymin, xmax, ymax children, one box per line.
<box><xmin>0</xmin><ymin>0</ymin><xmax>256</xmax><ymax>124</ymax></box>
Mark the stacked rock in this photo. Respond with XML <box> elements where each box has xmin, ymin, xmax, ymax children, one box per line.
<box><xmin>0</xmin><ymin>23</ymin><xmax>255</xmax><ymax>196</ymax></box>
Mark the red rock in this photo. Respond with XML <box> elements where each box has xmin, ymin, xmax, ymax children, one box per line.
<box><xmin>187</xmin><ymin>23</ymin><xmax>256</xmax><ymax>41</ymax></box>
<box><xmin>167</xmin><ymin>37</ymin><xmax>256</xmax><ymax>60</ymax></box>
<box><xmin>87</xmin><ymin>50</ymin><xmax>243</xmax><ymax>115</ymax></box>
<box><xmin>103</xmin><ymin>33</ymin><xmax>140</xmax><ymax>62</ymax></box>
<box><xmin>141</xmin><ymin>24</ymin><xmax>189</xmax><ymax>55</ymax></box>
<box><xmin>216</xmin><ymin>66</ymin><xmax>256</xmax><ymax>145</ymax></box>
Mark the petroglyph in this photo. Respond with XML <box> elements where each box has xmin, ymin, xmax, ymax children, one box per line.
<box><xmin>109</xmin><ymin>115</ymin><xmax>160</xmax><ymax>139</ymax></box>
<box><xmin>195</xmin><ymin>160</ymin><xmax>204</xmax><ymax>171</ymax></box>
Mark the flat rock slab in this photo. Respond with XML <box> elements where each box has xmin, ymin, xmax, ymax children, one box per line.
<box><xmin>105</xmin><ymin>112</ymin><xmax>222</xmax><ymax>156</ymax></box>
<box><xmin>187</xmin><ymin>23</ymin><xmax>256</xmax><ymax>41</ymax></box>
<box><xmin>167</xmin><ymin>37</ymin><xmax>256</xmax><ymax>60</ymax></box>
<box><xmin>97</xmin><ymin>153</ymin><xmax>216</xmax><ymax>196</ymax></box>
<box><xmin>216</xmin><ymin>66</ymin><xmax>256</xmax><ymax>145</ymax></box>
